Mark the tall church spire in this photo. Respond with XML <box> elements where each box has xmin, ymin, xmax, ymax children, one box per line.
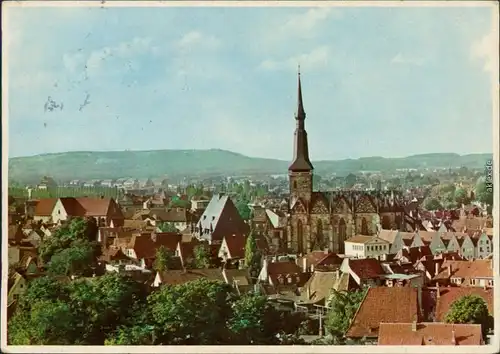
<box><xmin>289</xmin><ymin>68</ymin><xmax>314</xmax><ymax>172</ymax></box>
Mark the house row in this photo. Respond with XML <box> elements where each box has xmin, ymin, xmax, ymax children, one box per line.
<box><xmin>345</xmin><ymin>229</ymin><xmax>493</xmax><ymax>260</ymax></box>
<box><xmin>31</xmin><ymin>197</ymin><xmax>124</xmax><ymax>227</ymax></box>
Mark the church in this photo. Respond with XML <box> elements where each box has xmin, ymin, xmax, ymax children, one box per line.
<box><xmin>286</xmin><ymin>72</ymin><xmax>406</xmax><ymax>255</ymax></box>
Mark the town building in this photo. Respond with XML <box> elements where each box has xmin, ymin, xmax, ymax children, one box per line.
<box><xmin>285</xmin><ymin>72</ymin><xmax>406</xmax><ymax>255</ymax></box>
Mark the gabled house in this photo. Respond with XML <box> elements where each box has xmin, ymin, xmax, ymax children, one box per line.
<box><xmin>222</xmin><ymin>268</ymin><xmax>251</xmax><ymax>288</ymax></box>
<box><xmin>258</xmin><ymin>258</ymin><xmax>308</xmax><ymax>287</ymax></box>
<box><xmin>218</xmin><ymin>234</ymin><xmax>246</xmax><ymax>262</ymax></box>
<box><xmin>51</xmin><ymin>197</ymin><xmax>124</xmax><ymax>227</ymax></box>
<box><xmin>475</xmin><ymin>233</ymin><xmax>493</xmax><ymax>259</ymax></box>
<box><xmin>7</xmin><ymin>272</ymin><xmax>28</xmax><ymax>306</ymax></box>
<box><xmin>193</xmin><ymin>194</ymin><xmax>249</xmax><ymax>245</ymax></box>
<box><xmin>429</xmin><ymin>232</ymin><xmax>447</xmax><ymax>255</ymax></box>
<box><xmin>395</xmin><ymin>246</ymin><xmax>432</xmax><ymax>265</ymax></box>
<box><xmin>459</xmin><ymin>234</ymin><xmax>476</xmax><ymax>260</ymax></box>
<box><xmin>415</xmin><ymin>259</ymin><xmax>445</xmax><ymax>284</ymax></box>
<box><xmin>344</xmin><ymin>235</ymin><xmax>391</xmax><ymax>259</ymax></box>
<box><xmin>341</xmin><ymin>258</ymin><xmax>385</xmax><ymax>288</ymax></box>
<box><xmin>345</xmin><ymin>287</ymin><xmax>421</xmax><ymax>344</ymax></box>
<box><xmin>410</xmin><ymin>231</ymin><xmax>426</xmax><ymax>248</ymax></box>
<box><xmin>433</xmin><ymin>259</ymin><xmax>493</xmax><ymax>288</ymax></box>
<box><xmin>33</xmin><ymin>198</ymin><xmax>58</xmax><ymax>223</ymax></box>
<box><xmin>298</xmin><ymin>250</ymin><xmax>342</xmax><ymax>273</ymax></box>
<box><xmin>446</xmin><ymin>233</ymin><xmax>463</xmax><ymax>254</ymax></box>
<box><xmin>378</xmin><ymin>322</ymin><xmax>483</xmax><ymax>345</ymax></box>
<box><xmin>175</xmin><ymin>240</ymin><xmax>200</xmax><ymax>268</ymax></box>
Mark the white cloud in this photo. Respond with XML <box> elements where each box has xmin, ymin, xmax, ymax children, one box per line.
<box><xmin>471</xmin><ymin>28</ymin><xmax>497</xmax><ymax>74</ymax></box>
<box><xmin>391</xmin><ymin>52</ymin><xmax>427</xmax><ymax>66</ymax></box>
<box><xmin>258</xmin><ymin>46</ymin><xmax>331</xmax><ymax>72</ymax></box>
<box><xmin>175</xmin><ymin>31</ymin><xmax>221</xmax><ymax>52</ymax></box>
<box><xmin>280</xmin><ymin>7</ymin><xmax>341</xmax><ymax>37</ymax></box>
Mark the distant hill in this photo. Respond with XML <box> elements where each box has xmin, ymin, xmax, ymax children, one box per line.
<box><xmin>8</xmin><ymin>149</ymin><xmax>493</xmax><ymax>183</ymax></box>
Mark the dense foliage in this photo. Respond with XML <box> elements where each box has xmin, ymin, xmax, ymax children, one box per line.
<box><xmin>9</xmin><ymin>276</ymin><xmax>304</xmax><ymax>345</ymax></box>
<box><xmin>244</xmin><ymin>232</ymin><xmax>262</xmax><ymax>280</ymax></box>
<box><xmin>445</xmin><ymin>294</ymin><xmax>493</xmax><ymax>337</ymax></box>
<box><xmin>38</xmin><ymin>218</ymin><xmax>102</xmax><ymax>277</ymax></box>
<box><xmin>324</xmin><ymin>289</ymin><xmax>367</xmax><ymax>341</ymax></box>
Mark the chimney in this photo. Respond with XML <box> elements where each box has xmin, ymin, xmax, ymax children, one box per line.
<box><xmin>302</xmin><ymin>257</ymin><xmax>308</xmax><ymax>273</ymax></box>
<box><xmin>306</xmin><ymin>287</ymin><xmax>311</xmax><ymax>300</ymax></box>
<box><xmin>411</xmin><ymin>321</ymin><xmax>417</xmax><ymax>332</ymax></box>
<box><xmin>324</xmin><ymin>248</ymin><xmax>329</xmax><ymax>255</ymax></box>
<box><xmin>447</xmin><ymin>264</ymin><xmax>452</xmax><ymax>277</ymax></box>
<box><xmin>310</xmin><ymin>264</ymin><xmax>315</xmax><ymax>273</ymax></box>
<box><xmin>435</xmin><ymin>262</ymin><xmax>440</xmax><ymax>276</ymax></box>
<box><xmin>436</xmin><ymin>282</ymin><xmax>441</xmax><ymax>298</ymax></box>
<box><xmin>335</xmin><ymin>269</ymin><xmax>340</xmax><ymax>279</ymax></box>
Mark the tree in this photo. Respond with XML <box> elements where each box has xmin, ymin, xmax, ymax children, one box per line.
<box><xmin>193</xmin><ymin>244</ymin><xmax>211</xmax><ymax>269</ymax></box>
<box><xmin>147</xmin><ymin>278</ymin><xmax>235</xmax><ymax>344</ymax></box>
<box><xmin>423</xmin><ymin>197</ymin><xmax>443</xmax><ymax>211</ymax></box>
<box><xmin>158</xmin><ymin>222</ymin><xmax>178</xmax><ymax>232</ymax></box>
<box><xmin>445</xmin><ymin>294</ymin><xmax>493</xmax><ymax>337</ymax></box>
<box><xmin>17</xmin><ymin>276</ymin><xmax>69</xmax><ymax>312</ymax></box>
<box><xmin>325</xmin><ymin>289</ymin><xmax>367</xmax><ymax>339</ymax></box>
<box><xmin>39</xmin><ymin>217</ymin><xmax>99</xmax><ymax>263</ymax></box>
<box><xmin>454</xmin><ymin>188</ymin><xmax>470</xmax><ymax>206</ymax></box>
<box><xmin>475</xmin><ymin>179</ymin><xmax>493</xmax><ymax>206</ymax></box>
<box><xmin>169</xmin><ymin>199</ymin><xmax>191</xmax><ymax>209</ymax></box>
<box><xmin>153</xmin><ymin>246</ymin><xmax>172</xmax><ymax>272</ymax></box>
<box><xmin>244</xmin><ymin>232</ymin><xmax>261</xmax><ymax>279</ymax></box>
<box><xmin>229</xmin><ymin>294</ymin><xmax>281</xmax><ymax>344</ymax></box>
<box><xmin>47</xmin><ymin>240</ymin><xmax>98</xmax><ymax>276</ymax></box>
<box><xmin>236</xmin><ymin>199</ymin><xmax>251</xmax><ymax>220</ymax></box>
<box><xmin>8</xmin><ymin>300</ymin><xmax>79</xmax><ymax>345</ymax></box>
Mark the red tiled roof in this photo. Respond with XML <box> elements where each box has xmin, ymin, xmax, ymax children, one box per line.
<box><xmin>378</xmin><ymin>322</ymin><xmax>483</xmax><ymax>345</ymax></box>
<box><xmin>349</xmin><ymin>258</ymin><xmax>385</xmax><ymax>280</ymax></box>
<box><xmin>316</xmin><ymin>252</ymin><xmax>342</xmax><ymax>268</ymax></box>
<box><xmin>157</xmin><ymin>269</ymin><xmax>224</xmax><ymax>286</ymax></box>
<box><xmin>266</xmin><ymin>260</ymin><xmax>308</xmax><ymax>286</ymax></box>
<box><xmin>223</xmin><ymin>234</ymin><xmax>246</xmax><ymax>259</ymax></box>
<box><xmin>33</xmin><ymin>198</ymin><xmax>58</xmax><ymax>216</ymax></box>
<box><xmin>75</xmin><ymin>197</ymin><xmax>113</xmax><ymax>216</ymax></box>
<box><xmin>153</xmin><ymin>232</ymin><xmax>182</xmax><ymax>253</ymax></box>
<box><xmin>346</xmin><ymin>287</ymin><xmax>419</xmax><ymax>338</ymax></box>
<box><xmin>177</xmin><ymin>240</ymin><xmax>200</xmax><ymax>264</ymax></box>
<box><xmin>59</xmin><ymin>197</ymin><xmax>86</xmax><ymax>216</ymax></box>
<box><xmin>434</xmin><ymin>259</ymin><xmax>493</xmax><ymax>285</ymax></box>
<box><xmin>128</xmin><ymin>234</ymin><xmax>156</xmax><ymax>259</ymax></box>
<box><xmin>435</xmin><ymin>287</ymin><xmax>494</xmax><ymax>321</ymax></box>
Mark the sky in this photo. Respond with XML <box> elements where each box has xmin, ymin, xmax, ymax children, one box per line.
<box><xmin>4</xmin><ymin>3</ymin><xmax>497</xmax><ymax>160</ymax></box>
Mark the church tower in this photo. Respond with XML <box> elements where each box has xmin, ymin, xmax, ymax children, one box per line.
<box><xmin>289</xmin><ymin>69</ymin><xmax>313</xmax><ymax>203</ymax></box>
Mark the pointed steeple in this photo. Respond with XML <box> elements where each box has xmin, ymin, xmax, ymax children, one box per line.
<box><xmin>289</xmin><ymin>67</ymin><xmax>314</xmax><ymax>172</ymax></box>
<box><xmin>297</xmin><ymin>65</ymin><xmax>306</xmax><ymax>119</ymax></box>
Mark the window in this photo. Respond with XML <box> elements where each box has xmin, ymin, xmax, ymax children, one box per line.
<box><xmin>470</xmin><ymin>278</ymin><xmax>476</xmax><ymax>285</ymax></box>
<box><xmin>287</xmin><ymin>277</ymin><xmax>292</xmax><ymax>284</ymax></box>
<box><xmin>488</xmin><ymin>279</ymin><xmax>493</xmax><ymax>287</ymax></box>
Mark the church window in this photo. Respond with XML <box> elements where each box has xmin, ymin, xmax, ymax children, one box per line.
<box><xmin>297</xmin><ymin>220</ymin><xmax>304</xmax><ymax>254</ymax></box>
<box><xmin>338</xmin><ymin>219</ymin><xmax>347</xmax><ymax>253</ymax></box>
<box><xmin>361</xmin><ymin>217</ymin><xmax>368</xmax><ymax>235</ymax></box>
<box><xmin>382</xmin><ymin>215</ymin><xmax>391</xmax><ymax>230</ymax></box>
<box><xmin>315</xmin><ymin>219</ymin><xmax>324</xmax><ymax>250</ymax></box>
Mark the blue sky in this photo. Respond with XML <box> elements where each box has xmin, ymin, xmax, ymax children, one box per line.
<box><xmin>5</xmin><ymin>4</ymin><xmax>497</xmax><ymax>160</ymax></box>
